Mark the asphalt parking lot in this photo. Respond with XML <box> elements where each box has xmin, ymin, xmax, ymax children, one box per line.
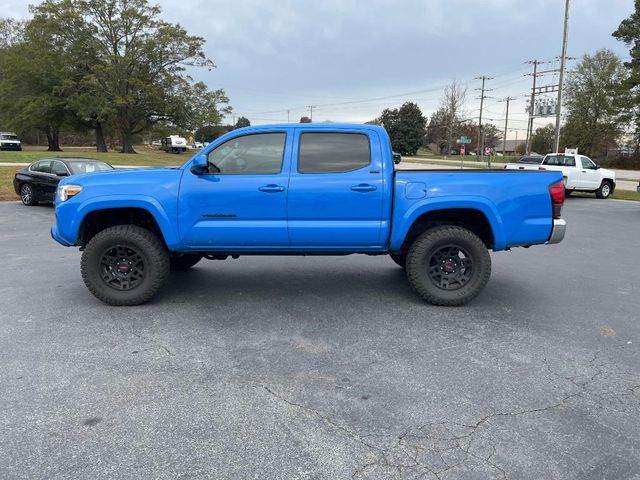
<box><xmin>1</xmin><ymin>199</ymin><xmax>639</xmax><ymax>480</ymax></box>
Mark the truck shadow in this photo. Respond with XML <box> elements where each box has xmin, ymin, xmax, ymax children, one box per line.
<box><xmin>157</xmin><ymin>259</ymin><xmax>420</xmax><ymax>306</ymax></box>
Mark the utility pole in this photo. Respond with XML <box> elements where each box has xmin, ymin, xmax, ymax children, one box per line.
<box><xmin>287</xmin><ymin>109</ymin><xmax>290</xmax><ymax>123</ymax></box>
<box><xmin>475</xmin><ymin>76</ymin><xmax>493</xmax><ymax>166</ymax></box>
<box><xmin>307</xmin><ymin>105</ymin><xmax>316</xmax><ymax>122</ymax></box>
<box><xmin>499</xmin><ymin>97</ymin><xmax>515</xmax><ymax>156</ymax></box>
<box><xmin>525</xmin><ymin>60</ymin><xmax>539</xmax><ymax>153</ymax></box>
<box><xmin>555</xmin><ymin>0</ymin><xmax>570</xmax><ymax>153</ymax></box>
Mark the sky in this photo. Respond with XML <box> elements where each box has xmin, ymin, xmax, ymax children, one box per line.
<box><xmin>0</xmin><ymin>0</ymin><xmax>635</xmax><ymax>139</ymax></box>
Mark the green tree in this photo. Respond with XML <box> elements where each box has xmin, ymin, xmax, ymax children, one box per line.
<box><xmin>234</xmin><ymin>116</ymin><xmax>251</xmax><ymax>128</ymax></box>
<box><xmin>380</xmin><ymin>102</ymin><xmax>426</xmax><ymax>155</ymax></box>
<box><xmin>531</xmin><ymin>124</ymin><xmax>555</xmax><ymax>154</ymax></box>
<box><xmin>31</xmin><ymin>0</ymin><xmax>216</xmax><ymax>153</ymax></box>
<box><xmin>561</xmin><ymin>49</ymin><xmax>628</xmax><ymax>156</ymax></box>
<box><xmin>0</xmin><ymin>14</ymin><xmax>68</xmax><ymax>150</ymax></box>
<box><xmin>181</xmin><ymin>82</ymin><xmax>232</xmax><ymax>133</ymax></box>
<box><xmin>613</xmin><ymin>2</ymin><xmax>640</xmax><ymax>151</ymax></box>
<box><xmin>482</xmin><ymin>124</ymin><xmax>502</xmax><ymax>149</ymax></box>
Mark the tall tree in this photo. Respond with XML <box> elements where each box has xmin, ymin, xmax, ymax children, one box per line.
<box><xmin>561</xmin><ymin>49</ymin><xmax>628</xmax><ymax>156</ymax></box>
<box><xmin>0</xmin><ymin>15</ymin><xmax>67</xmax><ymax>150</ymax></box>
<box><xmin>32</xmin><ymin>0</ymin><xmax>215</xmax><ymax>153</ymax></box>
<box><xmin>613</xmin><ymin>3</ymin><xmax>640</xmax><ymax>151</ymax></box>
<box><xmin>380</xmin><ymin>102</ymin><xmax>426</xmax><ymax>155</ymax></box>
<box><xmin>440</xmin><ymin>80</ymin><xmax>467</xmax><ymax>152</ymax></box>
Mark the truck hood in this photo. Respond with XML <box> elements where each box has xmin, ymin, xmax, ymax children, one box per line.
<box><xmin>599</xmin><ymin>167</ymin><xmax>616</xmax><ymax>179</ymax></box>
<box><xmin>63</xmin><ymin>165</ymin><xmax>180</xmax><ymax>184</ymax></box>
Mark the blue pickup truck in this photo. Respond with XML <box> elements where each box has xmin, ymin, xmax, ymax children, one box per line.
<box><xmin>51</xmin><ymin>123</ymin><xmax>566</xmax><ymax>306</ymax></box>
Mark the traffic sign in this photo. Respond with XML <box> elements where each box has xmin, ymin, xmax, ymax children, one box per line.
<box><xmin>456</xmin><ymin>136</ymin><xmax>471</xmax><ymax>144</ymax></box>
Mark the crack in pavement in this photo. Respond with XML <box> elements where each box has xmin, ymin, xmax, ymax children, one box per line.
<box><xmin>258</xmin><ymin>347</ymin><xmax>640</xmax><ymax>479</ymax></box>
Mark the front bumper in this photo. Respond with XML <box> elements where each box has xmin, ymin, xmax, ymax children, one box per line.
<box><xmin>0</xmin><ymin>143</ymin><xmax>22</xmax><ymax>150</ymax></box>
<box><xmin>547</xmin><ymin>219</ymin><xmax>566</xmax><ymax>244</ymax></box>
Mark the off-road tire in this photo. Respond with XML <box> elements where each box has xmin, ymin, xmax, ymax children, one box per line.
<box><xmin>81</xmin><ymin>225</ymin><xmax>169</xmax><ymax>306</ymax></box>
<box><xmin>170</xmin><ymin>254</ymin><xmax>203</xmax><ymax>271</ymax></box>
<box><xmin>595</xmin><ymin>180</ymin><xmax>613</xmax><ymax>199</ymax></box>
<box><xmin>406</xmin><ymin>226</ymin><xmax>491</xmax><ymax>306</ymax></box>
<box><xmin>389</xmin><ymin>253</ymin><xmax>407</xmax><ymax>269</ymax></box>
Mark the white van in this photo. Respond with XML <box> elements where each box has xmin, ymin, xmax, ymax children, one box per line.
<box><xmin>160</xmin><ymin>135</ymin><xmax>188</xmax><ymax>153</ymax></box>
<box><xmin>0</xmin><ymin>132</ymin><xmax>22</xmax><ymax>151</ymax></box>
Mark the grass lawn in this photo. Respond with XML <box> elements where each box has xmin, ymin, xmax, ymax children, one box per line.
<box><xmin>0</xmin><ymin>145</ymin><xmax>192</xmax><ymax>167</ymax></box>
<box><xmin>0</xmin><ymin>167</ymin><xmax>19</xmax><ymax>201</ymax></box>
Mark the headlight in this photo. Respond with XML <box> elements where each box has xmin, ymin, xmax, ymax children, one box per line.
<box><xmin>58</xmin><ymin>184</ymin><xmax>83</xmax><ymax>202</ymax></box>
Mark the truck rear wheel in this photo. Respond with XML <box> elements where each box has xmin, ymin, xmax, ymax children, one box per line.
<box><xmin>406</xmin><ymin>226</ymin><xmax>491</xmax><ymax>306</ymax></box>
<box><xmin>81</xmin><ymin>225</ymin><xmax>170</xmax><ymax>306</ymax></box>
<box><xmin>389</xmin><ymin>253</ymin><xmax>407</xmax><ymax>268</ymax></box>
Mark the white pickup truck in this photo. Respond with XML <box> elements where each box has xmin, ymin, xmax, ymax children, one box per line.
<box><xmin>504</xmin><ymin>153</ymin><xmax>616</xmax><ymax>199</ymax></box>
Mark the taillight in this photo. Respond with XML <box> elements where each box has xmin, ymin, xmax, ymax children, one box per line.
<box><xmin>549</xmin><ymin>180</ymin><xmax>565</xmax><ymax>219</ymax></box>
<box><xmin>538</xmin><ymin>166</ymin><xmax>546</xmax><ymax>170</ymax></box>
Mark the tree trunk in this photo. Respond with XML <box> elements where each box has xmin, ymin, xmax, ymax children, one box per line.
<box><xmin>45</xmin><ymin>126</ymin><xmax>62</xmax><ymax>152</ymax></box>
<box><xmin>120</xmin><ymin>132</ymin><xmax>137</xmax><ymax>154</ymax></box>
<box><xmin>95</xmin><ymin>122</ymin><xmax>108</xmax><ymax>152</ymax></box>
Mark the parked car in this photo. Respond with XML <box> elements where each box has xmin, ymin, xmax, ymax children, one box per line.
<box><xmin>504</xmin><ymin>152</ymin><xmax>616</xmax><ymax>199</ymax></box>
<box><xmin>51</xmin><ymin>123</ymin><xmax>565</xmax><ymax>307</ymax></box>
<box><xmin>191</xmin><ymin>141</ymin><xmax>204</xmax><ymax>149</ymax></box>
<box><xmin>392</xmin><ymin>151</ymin><xmax>401</xmax><ymax>164</ymax></box>
<box><xmin>0</xmin><ymin>132</ymin><xmax>22</xmax><ymax>151</ymax></box>
<box><xmin>14</xmin><ymin>158</ymin><xmax>113</xmax><ymax>206</ymax></box>
<box><xmin>160</xmin><ymin>136</ymin><xmax>188</xmax><ymax>153</ymax></box>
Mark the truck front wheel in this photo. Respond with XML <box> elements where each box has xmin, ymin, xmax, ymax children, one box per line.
<box><xmin>406</xmin><ymin>226</ymin><xmax>491</xmax><ymax>306</ymax></box>
<box><xmin>595</xmin><ymin>180</ymin><xmax>613</xmax><ymax>199</ymax></box>
<box><xmin>81</xmin><ymin>225</ymin><xmax>170</xmax><ymax>306</ymax></box>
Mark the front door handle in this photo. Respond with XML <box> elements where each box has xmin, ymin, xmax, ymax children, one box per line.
<box><xmin>258</xmin><ymin>184</ymin><xmax>285</xmax><ymax>193</ymax></box>
<box><xmin>350</xmin><ymin>184</ymin><xmax>377</xmax><ymax>192</ymax></box>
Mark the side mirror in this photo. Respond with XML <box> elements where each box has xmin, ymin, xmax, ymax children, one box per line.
<box><xmin>190</xmin><ymin>154</ymin><xmax>209</xmax><ymax>175</ymax></box>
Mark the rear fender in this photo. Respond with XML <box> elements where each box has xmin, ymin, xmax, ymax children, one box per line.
<box><xmin>390</xmin><ymin>196</ymin><xmax>505</xmax><ymax>251</ymax></box>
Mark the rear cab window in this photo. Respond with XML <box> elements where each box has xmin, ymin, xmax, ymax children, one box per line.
<box><xmin>298</xmin><ymin>132</ymin><xmax>370</xmax><ymax>173</ymax></box>
<box><xmin>544</xmin><ymin>155</ymin><xmax>575</xmax><ymax>167</ymax></box>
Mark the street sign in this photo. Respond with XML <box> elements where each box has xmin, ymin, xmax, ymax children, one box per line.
<box><xmin>456</xmin><ymin>136</ymin><xmax>471</xmax><ymax>144</ymax></box>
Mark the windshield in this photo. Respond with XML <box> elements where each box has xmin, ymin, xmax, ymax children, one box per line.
<box><xmin>0</xmin><ymin>134</ymin><xmax>18</xmax><ymax>140</ymax></box>
<box><xmin>67</xmin><ymin>161</ymin><xmax>114</xmax><ymax>174</ymax></box>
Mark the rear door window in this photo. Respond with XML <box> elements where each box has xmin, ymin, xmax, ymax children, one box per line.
<box><xmin>33</xmin><ymin>160</ymin><xmax>52</xmax><ymax>173</ymax></box>
<box><xmin>298</xmin><ymin>132</ymin><xmax>370</xmax><ymax>174</ymax></box>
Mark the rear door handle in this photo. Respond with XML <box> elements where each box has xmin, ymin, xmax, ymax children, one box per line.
<box><xmin>258</xmin><ymin>184</ymin><xmax>285</xmax><ymax>193</ymax></box>
<box><xmin>351</xmin><ymin>184</ymin><xmax>377</xmax><ymax>192</ymax></box>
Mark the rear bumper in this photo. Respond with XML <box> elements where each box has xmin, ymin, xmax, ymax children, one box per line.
<box><xmin>547</xmin><ymin>219</ymin><xmax>566</xmax><ymax>244</ymax></box>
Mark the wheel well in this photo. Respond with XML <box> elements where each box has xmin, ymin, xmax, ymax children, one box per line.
<box><xmin>78</xmin><ymin>208</ymin><xmax>166</xmax><ymax>247</ymax></box>
<box><xmin>400</xmin><ymin>208</ymin><xmax>494</xmax><ymax>251</ymax></box>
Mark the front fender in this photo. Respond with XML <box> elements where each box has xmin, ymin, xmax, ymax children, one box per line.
<box><xmin>54</xmin><ymin>194</ymin><xmax>180</xmax><ymax>249</ymax></box>
<box><xmin>389</xmin><ymin>196</ymin><xmax>505</xmax><ymax>251</ymax></box>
